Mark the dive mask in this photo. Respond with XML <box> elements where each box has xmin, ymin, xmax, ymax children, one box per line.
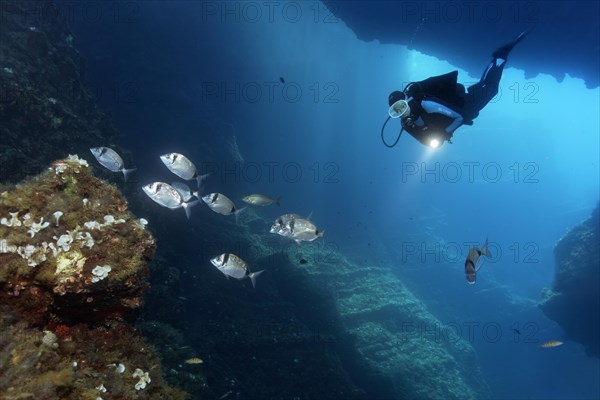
<box><xmin>388</xmin><ymin>99</ymin><xmax>410</xmax><ymax>119</ymax></box>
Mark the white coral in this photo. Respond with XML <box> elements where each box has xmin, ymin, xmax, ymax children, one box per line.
<box><xmin>1</xmin><ymin>212</ymin><xmax>21</xmax><ymax>227</ymax></box>
<box><xmin>67</xmin><ymin>154</ymin><xmax>89</xmax><ymax>167</ymax></box>
<box><xmin>53</xmin><ymin>211</ymin><xmax>63</xmax><ymax>226</ymax></box>
<box><xmin>132</xmin><ymin>368</ymin><xmax>151</xmax><ymax>390</ymax></box>
<box><xmin>91</xmin><ymin>265</ymin><xmax>111</xmax><ymax>283</ymax></box>
<box><xmin>47</xmin><ymin>242</ymin><xmax>59</xmax><ymax>257</ymax></box>
<box><xmin>27</xmin><ymin>217</ymin><xmax>50</xmax><ymax>238</ymax></box>
<box><xmin>55</xmin><ymin>233</ymin><xmax>73</xmax><ymax>252</ymax></box>
<box><xmin>84</xmin><ymin>221</ymin><xmax>101</xmax><ymax>230</ymax></box>
<box><xmin>0</xmin><ymin>239</ymin><xmax>17</xmax><ymax>253</ymax></box>
<box><xmin>17</xmin><ymin>245</ymin><xmax>47</xmax><ymax>267</ymax></box>
<box><xmin>76</xmin><ymin>231</ymin><xmax>94</xmax><ymax>248</ymax></box>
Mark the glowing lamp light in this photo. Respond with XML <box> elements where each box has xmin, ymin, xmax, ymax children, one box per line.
<box><xmin>429</xmin><ymin>138</ymin><xmax>440</xmax><ymax>148</ymax></box>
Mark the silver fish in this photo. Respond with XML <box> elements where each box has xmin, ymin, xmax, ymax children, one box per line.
<box><xmin>202</xmin><ymin>193</ymin><xmax>246</xmax><ymax>222</ymax></box>
<box><xmin>269</xmin><ymin>213</ymin><xmax>301</xmax><ymax>236</ymax></box>
<box><xmin>287</xmin><ymin>218</ymin><xmax>324</xmax><ymax>244</ymax></box>
<box><xmin>171</xmin><ymin>181</ymin><xmax>199</xmax><ymax>202</ymax></box>
<box><xmin>160</xmin><ymin>152</ymin><xmax>209</xmax><ymax>188</ymax></box>
<box><xmin>142</xmin><ymin>182</ymin><xmax>199</xmax><ymax>219</ymax></box>
<box><xmin>242</xmin><ymin>194</ymin><xmax>280</xmax><ymax>207</ymax></box>
<box><xmin>210</xmin><ymin>253</ymin><xmax>264</xmax><ymax>288</ymax></box>
<box><xmin>90</xmin><ymin>147</ymin><xmax>136</xmax><ymax>181</ymax></box>
<box><xmin>270</xmin><ymin>214</ymin><xmax>323</xmax><ymax>244</ymax></box>
<box><xmin>465</xmin><ymin>238</ymin><xmax>492</xmax><ymax>284</ymax></box>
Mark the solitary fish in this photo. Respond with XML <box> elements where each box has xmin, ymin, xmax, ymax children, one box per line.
<box><xmin>202</xmin><ymin>193</ymin><xmax>246</xmax><ymax>222</ymax></box>
<box><xmin>242</xmin><ymin>194</ymin><xmax>280</xmax><ymax>207</ymax></box>
<box><xmin>160</xmin><ymin>152</ymin><xmax>209</xmax><ymax>188</ymax></box>
<box><xmin>142</xmin><ymin>182</ymin><xmax>199</xmax><ymax>219</ymax></box>
<box><xmin>184</xmin><ymin>358</ymin><xmax>204</xmax><ymax>364</ymax></box>
<box><xmin>210</xmin><ymin>253</ymin><xmax>264</xmax><ymax>288</ymax></box>
<box><xmin>90</xmin><ymin>147</ymin><xmax>136</xmax><ymax>181</ymax></box>
<box><xmin>464</xmin><ymin>238</ymin><xmax>492</xmax><ymax>284</ymax></box>
<box><xmin>171</xmin><ymin>181</ymin><xmax>199</xmax><ymax>202</ymax></box>
<box><xmin>540</xmin><ymin>340</ymin><xmax>563</xmax><ymax>348</ymax></box>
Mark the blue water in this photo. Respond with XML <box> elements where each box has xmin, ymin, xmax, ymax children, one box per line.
<box><xmin>59</xmin><ymin>1</ymin><xmax>599</xmax><ymax>399</ymax></box>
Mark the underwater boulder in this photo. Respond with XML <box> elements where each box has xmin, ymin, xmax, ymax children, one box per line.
<box><xmin>0</xmin><ymin>156</ymin><xmax>189</xmax><ymax>399</ymax></box>
<box><xmin>0</xmin><ymin>155</ymin><xmax>155</xmax><ymax>325</ymax></box>
<box><xmin>539</xmin><ymin>203</ymin><xmax>600</xmax><ymax>358</ymax></box>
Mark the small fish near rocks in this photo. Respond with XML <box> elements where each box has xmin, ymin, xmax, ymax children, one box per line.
<box><xmin>142</xmin><ymin>182</ymin><xmax>200</xmax><ymax>219</ymax></box>
<box><xmin>210</xmin><ymin>253</ymin><xmax>264</xmax><ymax>288</ymax></box>
<box><xmin>160</xmin><ymin>152</ymin><xmax>210</xmax><ymax>189</ymax></box>
<box><xmin>202</xmin><ymin>193</ymin><xmax>246</xmax><ymax>223</ymax></box>
<box><xmin>90</xmin><ymin>147</ymin><xmax>137</xmax><ymax>181</ymax></box>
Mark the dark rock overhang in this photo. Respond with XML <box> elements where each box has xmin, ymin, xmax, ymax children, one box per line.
<box><xmin>325</xmin><ymin>0</ymin><xmax>600</xmax><ymax>88</ymax></box>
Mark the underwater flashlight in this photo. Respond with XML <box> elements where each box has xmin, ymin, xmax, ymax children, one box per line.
<box><xmin>429</xmin><ymin>138</ymin><xmax>440</xmax><ymax>148</ymax></box>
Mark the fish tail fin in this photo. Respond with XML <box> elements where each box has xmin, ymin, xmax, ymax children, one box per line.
<box><xmin>122</xmin><ymin>167</ymin><xmax>137</xmax><ymax>182</ymax></box>
<box><xmin>234</xmin><ymin>206</ymin><xmax>247</xmax><ymax>224</ymax></box>
<box><xmin>275</xmin><ymin>196</ymin><xmax>281</xmax><ymax>206</ymax></box>
<box><xmin>248</xmin><ymin>269</ymin><xmax>265</xmax><ymax>288</ymax></box>
<box><xmin>482</xmin><ymin>237</ymin><xmax>492</xmax><ymax>257</ymax></box>
<box><xmin>196</xmin><ymin>173</ymin><xmax>211</xmax><ymax>189</ymax></box>
<box><xmin>317</xmin><ymin>229</ymin><xmax>325</xmax><ymax>238</ymax></box>
<box><xmin>183</xmin><ymin>199</ymin><xmax>200</xmax><ymax>219</ymax></box>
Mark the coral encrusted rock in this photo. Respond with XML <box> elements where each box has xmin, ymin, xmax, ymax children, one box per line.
<box><xmin>0</xmin><ymin>155</ymin><xmax>155</xmax><ymax>325</ymax></box>
<box><xmin>0</xmin><ymin>156</ymin><xmax>189</xmax><ymax>399</ymax></box>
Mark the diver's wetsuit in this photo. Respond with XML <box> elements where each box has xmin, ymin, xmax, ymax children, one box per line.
<box><xmin>396</xmin><ymin>32</ymin><xmax>526</xmax><ymax>145</ymax></box>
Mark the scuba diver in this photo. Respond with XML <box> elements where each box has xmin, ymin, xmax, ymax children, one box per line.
<box><xmin>382</xmin><ymin>31</ymin><xmax>527</xmax><ymax>148</ymax></box>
